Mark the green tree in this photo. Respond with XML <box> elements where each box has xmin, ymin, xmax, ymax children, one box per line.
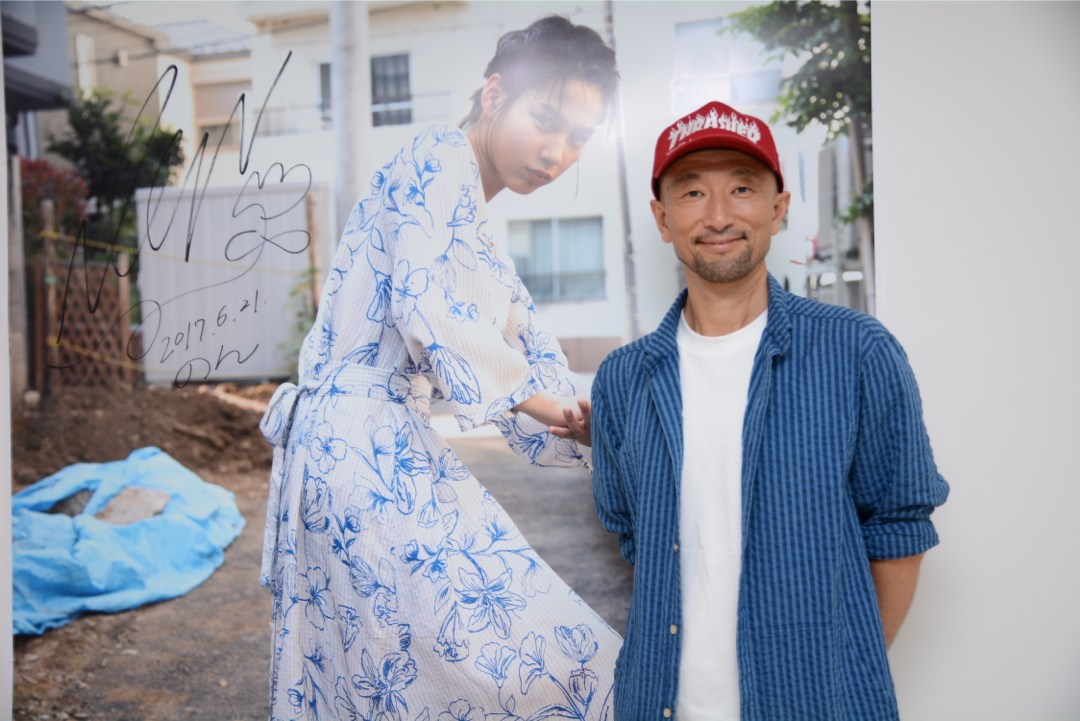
<box><xmin>724</xmin><ymin>1</ymin><xmax>875</xmax><ymax>312</ymax></box>
<box><xmin>47</xmin><ymin>89</ymin><xmax>184</xmax><ymax>250</ymax></box>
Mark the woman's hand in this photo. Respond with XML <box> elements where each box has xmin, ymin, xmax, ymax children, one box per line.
<box><xmin>549</xmin><ymin>398</ymin><xmax>591</xmax><ymax>447</ymax></box>
<box><xmin>513</xmin><ymin>392</ymin><xmax>592</xmax><ymax>447</ymax></box>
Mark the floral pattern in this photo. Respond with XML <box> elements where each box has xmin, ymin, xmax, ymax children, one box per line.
<box><xmin>261</xmin><ymin>126</ymin><xmax>619</xmax><ymax>721</ymax></box>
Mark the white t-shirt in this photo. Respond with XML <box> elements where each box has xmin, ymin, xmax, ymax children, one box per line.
<box><xmin>675</xmin><ymin>309</ymin><xmax>766</xmax><ymax>721</ymax></box>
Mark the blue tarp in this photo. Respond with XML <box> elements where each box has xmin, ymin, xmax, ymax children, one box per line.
<box><xmin>12</xmin><ymin>446</ymin><xmax>246</xmax><ymax>635</ymax></box>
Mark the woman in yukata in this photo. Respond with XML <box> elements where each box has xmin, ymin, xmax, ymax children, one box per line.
<box><xmin>259</xmin><ymin>15</ymin><xmax>622</xmax><ymax>721</ymax></box>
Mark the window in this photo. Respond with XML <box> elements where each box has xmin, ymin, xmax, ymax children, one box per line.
<box><xmin>371</xmin><ymin>53</ymin><xmax>412</xmax><ymax>126</ymax></box>
<box><xmin>319</xmin><ymin>62</ymin><xmax>332</xmax><ymax>125</ymax></box>
<box><xmin>198</xmin><ymin>123</ymin><xmax>236</xmax><ymax>149</ymax></box>
<box><xmin>508</xmin><ymin>217</ymin><xmax>605</xmax><ymax>302</ymax></box>
<box><xmin>194</xmin><ymin>81</ymin><xmax>249</xmax><ymax>148</ymax></box>
<box><xmin>672</xmin><ymin>19</ymin><xmax>780</xmax><ymax>113</ymax></box>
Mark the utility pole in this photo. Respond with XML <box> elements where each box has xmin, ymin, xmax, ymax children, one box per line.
<box><xmin>603</xmin><ymin>0</ymin><xmax>641</xmax><ymax>341</ymax></box>
<box><xmin>8</xmin><ymin>154</ymin><xmax>29</xmax><ymax>405</ymax></box>
<box><xmin>330</xmin><ymin>1</ymin><xmax>372</xmax><ymax>260</ymax></box>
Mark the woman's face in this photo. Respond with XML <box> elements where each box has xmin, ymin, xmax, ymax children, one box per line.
<box><xmin>482</xmin><ymin>76</ymin><xmax>606</xmax><ymax>198</ymax></box>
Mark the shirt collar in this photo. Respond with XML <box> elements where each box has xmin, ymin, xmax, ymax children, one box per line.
<box><xmin>644</xmin><ymin>274</ymin><xmax>793</xmax><ymax>373</ymax></box>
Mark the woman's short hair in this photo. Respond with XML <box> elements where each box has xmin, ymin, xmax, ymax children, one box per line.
<box><xmin>460</xmin><ymin>14</ymin><xmax>620</xmax><ymax>128</ymax></box>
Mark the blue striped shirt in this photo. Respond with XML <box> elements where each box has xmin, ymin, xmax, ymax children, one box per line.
<box><xmin>592</xmin><ymin>276</ymin><xmax>949</xmax><ymax>720</ymax></box>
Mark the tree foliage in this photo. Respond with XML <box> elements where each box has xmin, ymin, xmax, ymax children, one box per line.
<box><xmin>724</xmin><ymin>1</ymin><xmax>871</xmax><ymax>140</ymax></box>
<box><xmin>725</xmin><ymin>1</ymin><xmax>876</xmax><ymax>312</ymax></box>
<box><xmin>46</xmin><ymin>90</ymin><xmax>184</xmax><ymax>244</ymax></box>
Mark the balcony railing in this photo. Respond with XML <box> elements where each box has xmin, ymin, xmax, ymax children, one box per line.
<box><xmin>245</xmin><ymin>90</ymin><xmax>453</xmax><ymax>137</ymax></box>
<box><xmin>517</xmin><ymin>271</ymin><xmax>606</xmax><ymax>303</ymax></box>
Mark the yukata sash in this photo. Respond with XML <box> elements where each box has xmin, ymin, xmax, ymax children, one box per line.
<box><xmin>258</xmin><ymin>363</ymin><xmax>434</xmax><ymax>585</ymax></box>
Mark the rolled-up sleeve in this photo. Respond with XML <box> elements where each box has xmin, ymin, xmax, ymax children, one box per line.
<box><xmin>854</xmin><ymin>332</ymin><xmax>950</xmax><ymax>560</ymax></box>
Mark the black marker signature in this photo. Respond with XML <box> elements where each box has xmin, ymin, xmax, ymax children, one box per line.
<box><xmin>49</xmin><ymin>51</ymin><xmax>314</xmax><ymax>388</ymax></box>
<box><xmin>226</xmin><ymin>161</ymin><xmax>313</xmax><ymax>262</ymax></box>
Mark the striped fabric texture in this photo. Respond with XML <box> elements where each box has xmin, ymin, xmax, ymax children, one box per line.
<box><xmin>592</xmin><ymin>275</ymin><xmax>949</xmax><ymax>720</ymax></box>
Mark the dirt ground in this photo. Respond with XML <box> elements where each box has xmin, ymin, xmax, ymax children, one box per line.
<box><xmin>10</xmin><ymin>382</ymin><xmax>275</xmax><ymax>490</ymax></box>
<box><xmin>10</xmin><ymin>382</ymin><xmax>277</xmax><ymax>721</ymax></box>
<box><xmin>9</xmin><ymin>382</ymin><xmax>632</xmax><ymax>721</ymax></box>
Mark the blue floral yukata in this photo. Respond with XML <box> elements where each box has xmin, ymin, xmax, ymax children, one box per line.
<box><xmin>259</xmin><ymin>126</ymin><xmax>620</xmax><ymax>721</ymax></box>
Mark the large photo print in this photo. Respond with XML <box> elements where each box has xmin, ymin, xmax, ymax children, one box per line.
<box><xmin>5</xmin><ymin>2</ymin><xmax>873</xmax><ymax>718</ymax></box>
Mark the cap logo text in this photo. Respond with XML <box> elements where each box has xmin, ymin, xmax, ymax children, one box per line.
<box><xmin>667</xmin><ymin>107</ymin><xmax>762</xmax><ymax>153</ymax></box>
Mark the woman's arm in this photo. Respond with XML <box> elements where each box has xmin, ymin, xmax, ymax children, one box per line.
<box><xmin>513</xmin><ymin>392</ymin><xmax>591</xmax><ymax>446</ymax></box>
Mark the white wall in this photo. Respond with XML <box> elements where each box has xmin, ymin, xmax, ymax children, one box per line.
<box><xmin>874</xmin><ymin>3</ymin><xmax>1080</xmax><ymax>719</ymax></box>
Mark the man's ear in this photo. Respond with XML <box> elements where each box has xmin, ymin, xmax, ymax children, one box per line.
<box><xmin>650</xmin><ymin>198</ymin><xmax>673</xmax><ymax>244</ymax></box>
<box><xmin>480</xmin><ymin>74</ymin><xmax>506</xmax><ymax>118</ymax></box>
<box><xmin>771</xmin><ymin>191</ymin><xmax>792</xmax><ymax>235</ymax></box>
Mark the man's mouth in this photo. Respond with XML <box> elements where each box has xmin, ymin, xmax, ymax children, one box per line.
<box><xmin>696</xmin><ymin>234</ymin><xmax>746</xmax><ymax>249</ymax></box>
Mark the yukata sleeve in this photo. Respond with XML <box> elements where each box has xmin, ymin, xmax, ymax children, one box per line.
<box><xmin>590</xmin><ymin>365</ymin><xmax>636</xmax><ymax>565</ymax></box>
<box><xmin>853</xmin><ymin>330</ymin><xmax>950</xmax><ymax>560</ymax></box>
<box><xmin>489</xmin><ymin>298</ymin><xmax>593</xmax><ymax>469</ymax></box>
<box><xmin>386</xmin><ymin>128</ymin><xmax>540</xmax><ymax>430</ymax></box>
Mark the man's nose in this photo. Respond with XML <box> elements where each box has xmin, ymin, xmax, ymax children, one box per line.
<box><xmin>704</xmin><ymin>193</ymin><xmax>733</xmax><ymax>229</ymax></box>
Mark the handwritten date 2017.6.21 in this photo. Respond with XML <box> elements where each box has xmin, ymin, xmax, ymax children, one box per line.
<box><xmin>159</xmin><ymin>291</ymin><xmax>264</xmax><ymax>387</ymax></box>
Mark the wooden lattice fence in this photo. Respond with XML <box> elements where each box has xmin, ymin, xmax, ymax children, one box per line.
<box><xmin>34</xmin><ymin>200</ymin><xmax>141</xmax><ymax>390</ymax></box>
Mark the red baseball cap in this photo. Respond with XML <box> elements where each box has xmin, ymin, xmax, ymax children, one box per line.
<box><xmin>651</xmin><ymin>100</ymin><xmax>784</xmax><ymax>198</ymax></box>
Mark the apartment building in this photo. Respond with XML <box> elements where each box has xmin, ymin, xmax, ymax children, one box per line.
<box><xmin>40</xmin><ymin>0</ymin><xmax>853</xmax><ymax>375</ymax></box>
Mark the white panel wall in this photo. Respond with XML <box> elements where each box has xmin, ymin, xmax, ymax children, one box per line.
<box><xmin>134</xmin><ymin>183</ymin><xmax>325</xmax><ymax>384</ymax></box>
<box><xmin>875</xmin><ymin>4</ymin><xmax>1080</xmax><ymax>719</ymax></box>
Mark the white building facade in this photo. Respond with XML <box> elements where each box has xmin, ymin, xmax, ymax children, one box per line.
<box><xmin>122</xmin><ymin>0</ymin><xmax>845</xmax><ymax>373</ymax></box>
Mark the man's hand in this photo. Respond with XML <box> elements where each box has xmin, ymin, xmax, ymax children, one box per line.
<box><xmin>870</xmin><ymin>553</ymin><xmax>924</xmax><ymax>648</ymax></box>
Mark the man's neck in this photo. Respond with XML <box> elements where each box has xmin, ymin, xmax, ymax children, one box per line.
<box><xmin>682</xmin><ymin>270</ymin><xmax>769</xmax><ymax>337</ymax></box>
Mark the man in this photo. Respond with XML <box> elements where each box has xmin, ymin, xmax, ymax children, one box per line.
<box><xmin>591</xmin><ymin>100</ymin><xmax>949</xmax><ymax>720</ymax></box>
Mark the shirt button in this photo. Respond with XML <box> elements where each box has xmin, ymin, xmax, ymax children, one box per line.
<box><xmin>663</xmin><ymin>709</ymin><xmax>673</xmax><ymax>718</ymax></box>
<box><xmin>673</xmin><ymin>542</ymin><xmax>679</xmax><ymax>552</ymax></box>
<box><xmin>669</xmin><ymin>624</ymin><xmax>678</xmax><ymax>635</ymax></box>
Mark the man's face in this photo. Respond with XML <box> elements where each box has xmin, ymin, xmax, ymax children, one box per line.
<box><xmin>650</xmin><ymin>149</ymin><xmax>790</xmax><ymax>287</ymax></box>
